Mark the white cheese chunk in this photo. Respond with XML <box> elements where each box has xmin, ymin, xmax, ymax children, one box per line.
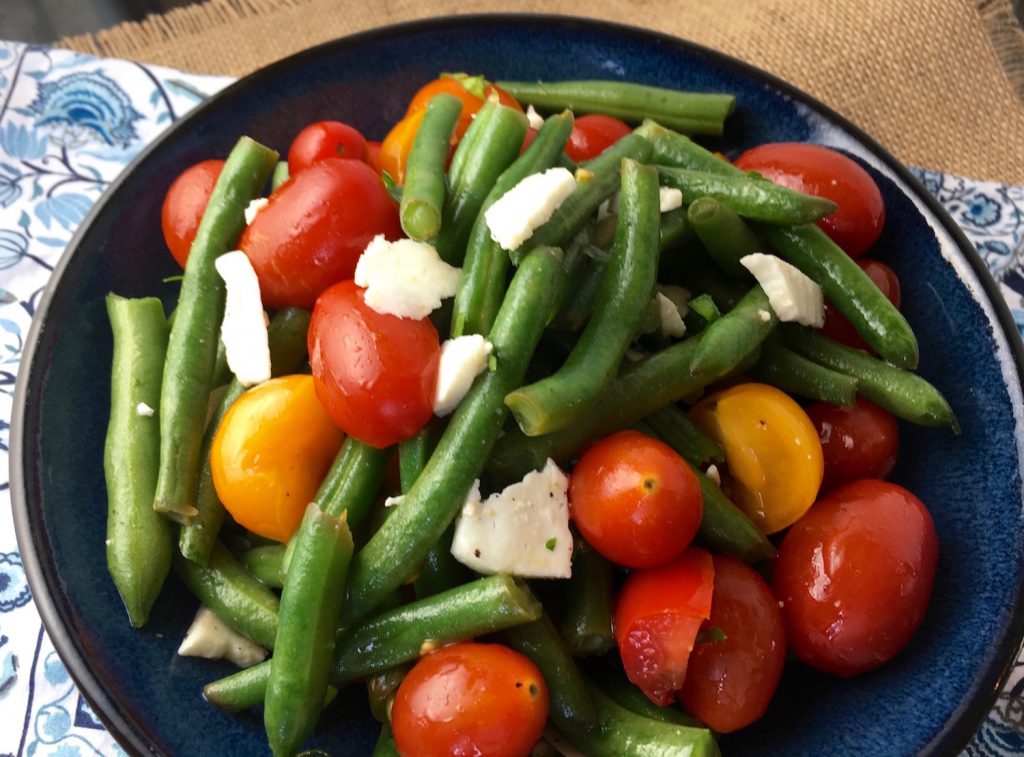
<box><xmin>354</xmin><ymin>235</ymin><xmax>461</xmax><ymax>320</ymax></box>
<box><xmin>243</xmin><ymin>197</ymin><xmax>269</xmax><ymax>226</ymax></box>
<box><xmin>135</xmin><ymin>402</ymin><xmax>155</xmax><ymax>417</ymax></box>
<box><xmin>177</xmin><ymin>605</ymin><xmax>267</xmax><ymax>668</ymax></box>
<box><xmin>659</xmin><ymin>186</ymin><xmax>684</xmax><ymax>213</ymax></box>
<box><xmin>740</xmin><ymin>253</ymin><xmax>825</xmax><ymax>327</ymax></box>
<box><xmin>484</xmin><ymin>168</ymin><xmax>576</xmax><ymax>251</ymax></box>
<box><xmin>451</xmin><ymin>459</ymin><xmax>573</xmax><ymax>578</ymax></box>
<box><xmin>525</xmin><ymin>104</ymin><xmax>545</xmax><ymax>130</ymax></box>
<box><xmin>705</xmin><ymin>463</ymin><xmax>722</xmax><ymax>486</ymax></box>
<box><xmin>384</xmin><ymin>495</ymin><xmax>404</xmax><ymax>508</ymax></box>
<box><xmin>434</xmin><ymin>334</ymin><xmax>493</xmax><ymax>417</ymax></box>
<box><xmin>658</xmin><ymin>284</ymin><xmax>691</xmax><ymax>317</ymax></box>
<box><xmin>655</xmin><ymin>292</ymin><xmax>687</xmax><ymax>338</ymax></box>
<box><xmin>214</xmin><ymin>251</ymin><xmax>271</xmax><ymax>387</ymax></box>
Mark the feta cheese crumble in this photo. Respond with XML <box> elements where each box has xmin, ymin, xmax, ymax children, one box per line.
<box><xmin>214</xmin><ymin>251</ymin><xmax>271</xmax><ymax>387</ymax></box>
<box><xmin>135</xmin><ymin>402</ymin><xmax>155</xmax><ymax>417</ymax></box>
<box><xmin>740</xmin><ymin>253</ymin><xmax>825</xmax><ymax>327</ymax></box>
<box><xmin>525</xmin><ymin>104</ymin><xmax>545</xmax><ymax>130</ymax></box>
<box><xmin>177</xmin><ymin>605</ymin><xmax>267</xmax><ymax>668</ymax></box>
<box><xmin>656</xmin><ymin>292</ymin><xmax>687</xmax><ymax>338</ymax></box>
<box><xmin>434</xmin><ymin>334</ymin><xmax>494</xmax><ymax>416</ymax></box>
<box><xmin>484</xmin><ymin>168</ymin><xmax>576</xmax><ymax>251</ymax></box>
<box><xmin>243</xmin><ymin>197</ymin><xmax>269</xmax><ymax>225</ymax></box>
<box><xmin>354</xmin><ymin>235</ymin><xmax>461</xmax><ymax>319</ymax></box>
<box><xmin>659</xmin><ymin>187</ymin><xmax>684</xmax><ymax>213</ymax></box>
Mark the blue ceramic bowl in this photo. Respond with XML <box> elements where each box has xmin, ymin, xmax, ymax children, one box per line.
<box><xmin>12</xmin><ymin>14</ymin><xmax>1024</xmax><ymax>756</ymax></box>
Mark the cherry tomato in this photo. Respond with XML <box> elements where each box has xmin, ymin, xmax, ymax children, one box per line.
<box><xmin>210</xmin><ymin>375</ymin><xmax>344</xmax><ymax>543</ymax></box>
<box><xmin>688</xmin><ymin>383</ymin><xmax>823</xmax><ymax>534</ymax></box>
<box><xmin>364</xmin><ymin>140</ymin><xmax>383</xmax><ymax>174</ymax></box>
<box><xmin>160</xmin><ymin>159</ymin><xmax>223</xmax><ymax>268</ymax></box>
<box><xmin>569</xmin><ymin>430</ymin><xmax>702</xmax><ymax>568</ymax></box>
<box><xmin>391</xmin><ymin>642</ymin><xmax>548</xmax><ymax>757</ymax></box>
<box><xmin>806</xmin><ymin>397</ymin><xmax>899</xmax><ymax>491</ymax></box>
<box><xmin>238</xmin><ymin>157</ymin><xmax>401</xmax><ymax>309</ymax></box>
<box><xmin>734</xmin><ymin>142</ymin><xmax>885</xmax><ymax>257</ymax></box>
<box><xmin>678</xmin><ymin>555</ymin><xmax>786</xmax><ymax>733</ymax></box>
<box><xmin>564</xmin><ymin>114</ymin><xmax>632</xmax><ymax>162</ymax></box>
<box><xmin>614</xmin><ymin>548</ymin><xmax>714</xmax><ymax>705</ymax></box>
<box><xmin>773</xmin><ymin>480</ymin><xmax>939</xmax><ymax>677</ymax></box>
<box><xmin>822</xmin><ymin>259</ymin><xmax>901</xmax><ymax>351</ymax></box>
<box><xmin>308</xmin><ymin>280</ymin><xmax>440</xmax><ymax>449</ymax></box>
<box><xmin>405</xmin><ymin>74</ymin><xmax>523</xmax><ymax>141</ymax></box>
<box><xmin>287</xmin><ymin>120</ymin><xmax>368</xmax><ymax>175</ymax></box>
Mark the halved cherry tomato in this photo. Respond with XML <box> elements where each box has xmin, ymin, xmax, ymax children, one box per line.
<box><xmin>689</xmin><ymin>383</ymin><xmax>823</xmax><ymax>534</ymax></box>
<box><xmin>405</xmin><ymin>74</ymin><xmax>523</xmax><ymax>141</ymax></box>
<box><xmin>614</xmin><ymin>547</ymin><xmax>714</xmax><ymax>705</ymax></box>
<box><xmin>773</xmin><ymin>479</ymin><xmax>938</xmax><ymax>677</ymax></box>
<box><xmin>160</xmin><ymin>159</ymin><xmax>224</xmax><ymax>268</ymax></box>
<box><xmin>287</xmin><ymin>120</ymin><xmax>368</xmax><ymax>175</ymax></box>
<box><xmin>210</xmin><ymin>375</ymin><xmax>344</xmax><ymax>543</ymax></box>
<box><xmin>565</xmin><ymin>114</ymin><xmax>632</xmax><ymax>162</ymax></box>
<box><xmin>238</xmin><ymin>157</ymin><xmax>401</xmax><ymax>309</ymax></box>
<box><xmin>569</xmin><ymin>430</ymin><xmax>703</xmax><ymax>568</ymax></box>
<box><xmin>822</xmin><ymin>259</ymin><xmax>901</xmax><ymax>351</ymax></box>
<box><xmin>391</xmin><ymin>642</ymin><xmax>548</xmax><ymax>757</ymax></box>
<box><xmin>734</xmin><ymin>142</ymin><xmax>885</xmax><ymax>257</ymax></box>
<box><xmin>308</xmin><ymin>280</ymin><xmax>440</xmax><ymax>449</ymax></box>
<box><xmin>806</xmin><ymin>397</ymin><xmax>899</xmax><ymax>491</ymax></box>
<box><xmin>678</xmin><ymin>555</ymin><xmax>786</xmax><ymax>733</ymax></box>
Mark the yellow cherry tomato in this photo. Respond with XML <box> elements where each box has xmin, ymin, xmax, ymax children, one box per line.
<box><xmin>211</xmin><ymin>375</ymin><xmax>344</xmax><ymax>542</ymax></box>
<box><xmin>378</xmin><ymin>109</ymin><xmax>425</xmax><ymax>186</ymax></box>
<box><xmin>688</xmin><ymin>383</ymin><xmax>823</xmax><ymax>534</ymax></box>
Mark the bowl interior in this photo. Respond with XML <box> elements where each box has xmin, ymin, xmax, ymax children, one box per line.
<box><xmin>13</xmin><ymin>15</ymin><xmax>1024</xmax><ymax>756</ymax></box>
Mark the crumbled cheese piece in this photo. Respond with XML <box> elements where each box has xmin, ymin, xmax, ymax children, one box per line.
<box><xmin>135</xmin><ymin>402</ymin><xmax>155</xmax><ymax>417</ymax></box>
<box><xmin>214</xmin><ymin>251</ymin><xmax>271</xmax><ymax>387</ymax></box>
<box><xmin>354</xmin><ymin>235</ymin><xmax>461</xmax><ymax>319</ymax></box>
<box><xmin>758</xmin><ymin>309</ymin><xmax>772</xmax><ymax>322</ymax></box>
<box><xmin>656</xmin><ymin>292</ymin><xmax>687</xmax><ymax>338</ymax></box>
<box><xmin>525</xmin><ymin>104</ymin><xmax>545</xmax><ymax>130</ymax></box>
<box><xmin>451</xmin><ymin>459</ymin><xmax>573</xmax><ymax>578</ymax></box>
<box><xmin>659</xmin><ymin>187</ymin><xmax>684</xmax><ymax>213</ymax></box>
<box><xmin>625</xmin><ymin>348</ymin><xmax>646</xmax><ymax>362</ymax></box>
<box><xmin>740</xmin><ymin>253</ymin><xmax>825</xmax><ymax>327</ymax></box>
<box><xmin>243</xmin><ymin>197</ymin><xmax>269</xmax><ymax>225</ymax></box>
<box><xmin>706</xmin><ymin>463</ymin><xmax>722</xmax><ymax>486</ymax></box>
<box><xmin>484</xmin><ymin>168</ymin><xmax>576</xmax><ymax>251</ymax></box>
<box><xmin>177</xmin><ymin>605</ymin><xmax>267</xmax><ymax>668</ymax></box>
<box><xmin>658</xmin><ymin>284</ymin><xmax>691</xmax><ymax>317</ymax></box>
<box><xmin>434</xmin><ymin>335</ymin><xmax>494</xmax><ymax>417</ymax></box>
<box><xmin>384</xmin><ymin>495</ymin><xmax>404</xmax><ymax>508</ymax></box>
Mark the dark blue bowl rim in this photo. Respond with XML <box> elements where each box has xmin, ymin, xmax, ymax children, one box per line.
<box><xmin>11</xmin><ymin>12</ymin><xmax>1024</xmax><ymax>757</ymax></box>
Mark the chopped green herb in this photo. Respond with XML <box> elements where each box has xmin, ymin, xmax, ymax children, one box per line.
<box><xmin>545</xmin><ymin>538</ymin><xmax>557</xmax><ymax>551</ymax></box>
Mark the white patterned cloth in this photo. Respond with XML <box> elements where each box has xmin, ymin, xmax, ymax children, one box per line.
<box><xmin>0</xmin><ymin>40</ymin><xmax>1022</xmax><ymax>757</ymax></box>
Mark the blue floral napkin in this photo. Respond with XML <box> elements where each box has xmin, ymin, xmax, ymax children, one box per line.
<box><xmin>0</xmin><ymin>40</ymin><xmax>1021</xmax><ymax>757</ymax></box>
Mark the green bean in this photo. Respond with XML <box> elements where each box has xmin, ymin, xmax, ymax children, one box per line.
<box><xmin>635</xmin><ymin>119</ymin><xmax>741</xmax><ymax>175</ymax></box>
<box><xmin>104</xmin><ymin>295</ymin><xmax>173</xmax><ymax>628</ymax></box>
<box><xmin>315</xmin><ymin>436</ymin><xmax>390</xmax><ymax>525</ymax></box>
<box><xmin>399</xmin><ymin>428</ymin><xmax>435</xmax><ymax>493</ymax></box>
<box><xmin>498</xmin><ymin>80</ymin><xmax>734</xmax><ymax>136</ymax></box>
<box><xmin>687</xmin><ymin>196</ymin><xmax>762</xmax><ymax>278</ymax></box>
<box><xmin>372</xmin><ymin>725</ymin><xmax>401</xmax><ymax>757</ymax></box>
<box><xmin>552</xmin><ymin>254</ymin><xmax>606</xmax><ymax>332</ymax></box>
<box><xmin>173</xmin><ymin>541</ymin><xmax>279</xmax><ymax>649</ymax></box>
<box><xmin>435</xmin><ymin>100</ymin><xmax>528</xmax><ymax>265</ymax></box>
<box><xmin>643</xmin><ymin>404</ymin><xmax>725</xmax><ymax>467</ymax></box>
<box><xmin>203</xmin><ymin>665</ymin><xmax>334</xmax><ymax>714</ymax></box>
<box><xmin>749</xmin><ymin>337</ymin><xmax>858</xmax><ymax>406</ymax></box>
<box><xmin>342</xmin><ymin>248</ymin><xmax>567</xmax><ymax>622</ymax></box>
<box><xmin>588</xmin><ymin>660</ymin><xmax>701</xmax><ymax>727</ymax></box>
<box><xmin>684</xmin><ymin>294</ymin><xmax>721</xmax><ymax>332</ymax></box>
<box><xmin>451</xmin><ymin>111</ymin><xmax>574</xmax><ymax>337</ymax></box>
<box><xmin>506</xmin><ymin>159</ymin><xmax>661</xmax><ymax>436</ymax></box>
<box><xmin>657</xmin><ymin>166</ymin><xmax>837</xmax><ymax>226</ymax></box>
<box><xmin>211</xmin><ymin>339</ymin><xmax>230</xmax><ymax>388</ymax></box>
<box><xmin>688</xmin><ymin>463</ymin><xmax>776</xmax><ymax>563</ymax></box>
<box><xmin>271</xmin><ymin>161</ymin><xmax>290</xmax><ymax>191</ymax></box>
<box><xmin>400</xmin><ymin>93</ymin><xmax>463</xmax><ymax>240</ymax></box>
<box><xmin>758</xmin><ymin>223</ymin><xmax>920</xmax><ymax>369</ymax></box>
<box><xmin>781</xmin><ymin>325</ymin><xmax>958</xmax><ymax>429</ymax></box>
<box><xmin>367</xmin><ymin>664</ymin><xmax>409</xmax><ymax>724</ymax></box>
<box><xmin>689</xmin><ymin>285</ymin><xmax>777</xmax><ymax>378</ymax></box>
<box><xmin>264</xmin><ymin>506</ymin><xmax>354</xmax><ymax>757</ymax></box>
<box><xmin>659</xmin><ymin>206</ymin><xmax>697</xmax><ymax>252</ymax></box>
<box><xmin>179</xmin><ymin>307</ymin><xmax>312</xmax><ymax>565</ymax></box>
<box><xmin>154</xmin><ymin>136</ymin><xmax>278</xmax><ymax>522</ymax></box>
<box><xmin>495</xmin><ymin>612</ymin><xmax>597</xmax><ymax>735</ymax></box>
<box><xmin>241</xmin><ymin>544</ymin><xmax>286</xmax><ymax>589</ymax></box>
<box><xmin>558</xmin><ymin>537</ymin><xmax>615</xmax><ymax>657</ymax></box>
<box><xmin>684</xmin><ymin>264</ymin><xmax>746</xmax><ymax>310</ymax></box>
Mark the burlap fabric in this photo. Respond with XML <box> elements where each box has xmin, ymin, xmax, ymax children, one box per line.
<box><xmin>59</xmin><ymin>0</ymin><xmax>1024</xmax><ymax>183</ymax></box>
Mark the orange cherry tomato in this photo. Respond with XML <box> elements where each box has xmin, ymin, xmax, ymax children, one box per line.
<box><xmin>689</xmin><ymin>383</ymin><xmax>823</xmax><ymax>534</ymax></box>
<box><xmin>406</xmin><ymin>74</ymin><xmax>523</xmax><ymax>141</ymax></box>
<box><xmin>210</xmin><ymin>375</ymin><xmax>344</xmax><ymax>542</ymax></box>
<box><xmin>160</xmin><ymin>159</ymin><xmax>223</xmax><ymax>268</ymax></box>
<box><xmin>378</xmin><ymin>109</ymin><xmax>425</xmax><ymax>185</ymax></box>
<box><xmin>391</xmin><ymin>642</ymin><xmax>548</xmax><ymax>757</ymax></box>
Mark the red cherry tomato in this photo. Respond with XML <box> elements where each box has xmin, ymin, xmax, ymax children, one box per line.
<box><xmin>520</xmin><ymin>127</ymin><xmax>538</xmax><ymax>154</ymax></box>
<box><xmin>287</xmin><ymin>120</ymin><xmax>368</xmax><ymax>175</ymax></box>
<box><xmin>364</xmin><ymin>140</ymin><xmax>383</xmax><ymax>174</ymax></box>
<box><xmin>239</xmin><ymin>157</ymin><xmax>401</xmax><ymax>309</ymax></box>
<box><xmin>806</xmin><ymin>397</ymin><xmax>899</xmax><ymax>491</ymax></box>
<box><xmin>391</xmin><ymin>642</ymin><xmax>548</xmax><ymax>757</ymax></box>
<box><xmin>564</xmin><ymin>114</ymin><xmax>632</xmax><ymax>162</ymax></box>
<box><xmin>308</xmin><ymin>280</ymin><xmax>440</xmax><ymax>448</ymax></box>
<box><xmin>160</xmin><ymin>159</ymin><xmax>224</xmax><ymax>268</ymax></box>
<box><xmin>822</xmin><ymin>259</ymin><xmax>901</xmax><ymax>351</ymax></box>
<box><xmin>734</xmin><ymin>142</ymin><xmax>885</xmax><ymax>257</ymax></box>
<box><xmin>569</xmin><ymin>430</ymin><xmax>703</xmax><ymax>568</ymax></box>
<box><xmin>679</xmin><ymin>555</ymin><xmax>786</xmax><ymax>733</ymax></box>
<box><xmin>773</xmin><ymin>480</ymin><xmax>938</xmax><ymax>677</ymax></box>
<box><xmin>614</xmin><ymin>548</ymin><xmax>714</xmax><ymax>705</ymax></box>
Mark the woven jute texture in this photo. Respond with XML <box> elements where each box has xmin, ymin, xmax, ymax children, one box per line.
<box><xmin>59</xmin><ymin>0</ymin><xmax>1024</xmax><ymax>183</ymax></box>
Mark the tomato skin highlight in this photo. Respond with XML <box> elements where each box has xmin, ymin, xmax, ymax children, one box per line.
<box><xmin>239</xmin><ymin>157</ymin><xmax>401</xmax><ymax>309</ymax></box>
<box><xmin>773</xmin><ymin>479</ymin><xmax>939</xmax><ymax>677</ymax></box>
<box><xmin>614</xmin><ymin>548</ymin><xmax>715</xmax><ymax>706</ymax></box>
<box><xmin>569</xmin><ymin>430</ymin><xmax>703</xmax><ymax>568</ymax></box>
<box><xmin>287</xmin><ymin>120</ymin><xmax>368</xmax><ymax>175</ymax></box>
<box><xmin>308</xmin><ymin>280</ymin><xmax>440</xmax><ymax>449</ymax></box>
<box><xmin>391</xmin><ymin>642</ymin><xmax>548</xmax><ymax>757</ymax></box>
<box><xmin>160</xmin><ymin>159</ymin><xmax>224</xmax><ymax>268</ymax></box>
<box><xmin>679</xmin><ymin>555</ymin><xmax>786</xmax><ymax>733</ymax></box>
<box><xmin>822</xmin><ymin>259</ymin><xmax>901</xmax><ymax>351</ymax></box>
<box><xmin>565</xmin><ymin>114</ymin><xmax>632</xmax><ymax>162</ymax></box>
<box><xmin>806</xmin><ymin>397</ymin><xmax>899</xmax><ymax>492</ymax></box>
<box><xmin>734</xmin><ymin>142</ymin><xmax>885</xmax><ymax>257</ymax></box>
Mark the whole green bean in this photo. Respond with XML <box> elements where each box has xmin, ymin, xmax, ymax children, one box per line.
<box><xmin>687</xmin><ymin>196</ymin><xmax>762</xmax><ymax>279</ymax></box>
<box><xmin>204</xmin><ymin>665</ymin><xmax>334</xmax><ymax>713</ymax></box>
<box><xmin>271</xmin><ymin>161</ymin><xmax>290</xmax><ymax>191</ymax></box>
<box><xmin>400</xmin><ymin>93</ymin><xmax>463</xmax><ymax>240</ymax></box>
<box><xmin>241</xmin><ymin>544</ymin><xmax>286</xmax><ymax>589</ymax></box>
<box><xmin>557</xmin><ymin>537</ymin><xmax>615</xmax><ymax>658</ymax></box>
<box><xmin>635</xmin><ymin>119</ymin><xmax>741</xmax><ymax>175</ymax></box>
<box><xmin>314</xmin><ymin>436</ymin><xmax>390</xmax><ymax>525</ymax></box>
<box><xmin>552</xmin><ymin>254</ymin><xmax>606</xmax><ymax>332</ymax></box>
<box><xmin>642</xmin><ymin>404</ymin><xmax>725</xmax><ymax>467</ymax></box>
<box><xmin>749</xmin><ymin>337</ymin><xmax>858</xmax><ymax>406</ymax></box>
<box><xmin>154</xmin><ymin>136</ymin><xmax>278</xmax><ymax>522</ymax></box>
<box><xmin>689</xmin><ymin>284</ymin><xmax>777</xmax><ymax>378</ymax></box>
<box><xmin>104</xmin><ymin>295</ymin><xmax>173</xmax><ymax>627</ymax></box>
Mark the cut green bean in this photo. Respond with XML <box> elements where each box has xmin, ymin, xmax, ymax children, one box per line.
<box><xmin>635</xmin><ymin>119</ymin><xmax>741</xmax><ymax>175</ymax></box>
<box><xmin>643</xmin><ymin>404</ymin><xmax>725</xmax><ymax>467</ymax></box>
<box><xmin>241</xmin><ymin>544</ymin><xmax>286</xmax><ymax>589</ymax></box>
<box><xmin>154</xmin><ymin>136</ymin><xmax>278</xmax><ymax>522</ymax></box>
<box><xmin>204</xmin><ymin>664</ymin><xmax>335</xmax><ymax>714</ymax></box>
<box><xmin>271</xmin><ymin>161</ymin><xmax>290</xmax><ymax>191</ymax></box>
<box><xmin>687</xmin><ymin>196</ymin><xmax>762</xmax><ymax>279</ymax></box>
<box><xmin>104</xmin><ymin>295</ymin><xmax>173</xmax><ymax>628</ymax></box>
<box><xmin>689</xmin><ymin>285</ymin><xmax>777</xmax><ymax>378</ymax></box>
<box><xmin>749</xmin><ymin>337</ymin><xmax>858</xmax><ymax>406</ymax></box>
<box><xmin>400</xmin><ymin>93</ymin><xmax>463</xmax><ymax>240</ymax></box>
<box><xmin>558</xmin><ymin>537</ymin><xmax>615</xmax><ymax>657</ymax></box>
